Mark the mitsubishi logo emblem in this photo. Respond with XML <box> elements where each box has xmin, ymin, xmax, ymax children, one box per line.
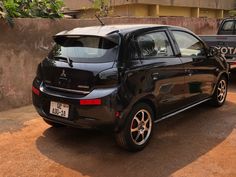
<box><xmin>60</xmin><ymin>69</ymin><xmax>67</xmax><ymax>77</ymax></box>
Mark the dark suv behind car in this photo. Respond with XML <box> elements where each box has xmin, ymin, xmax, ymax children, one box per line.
<box><xmin>32</xmin><ymin>24</ymin><xmax>229</xmax><ymax>151</ymax></box>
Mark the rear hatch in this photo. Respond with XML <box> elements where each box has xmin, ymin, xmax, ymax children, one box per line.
<box><xmin>39</xmin><ymin>35</ymin><xmax>120</xmax><ymax>95</ymax></box>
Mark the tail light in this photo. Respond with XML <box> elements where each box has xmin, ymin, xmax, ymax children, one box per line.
<box><xmin>231</xmin><ymin>62</ymin><xmax>236</xmax><ymax>65</ymax></box>
<box><xmin>32</xmin><ymin>86</ymin><xmax>40</xmax><ymax>96</ymax></box>
<box><xmin>80</xmin><ymin>99</ymin><xmax>102</xmax><ymax>105</ymax></box>
<box><xmin>115</xmin><ymin>111</ymin><xmax>121</xmax><ymax>119</ymax></box>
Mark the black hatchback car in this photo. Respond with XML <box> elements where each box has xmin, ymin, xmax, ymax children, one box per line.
<box><xmin>32</xmin><ymin>24</ymin><xmax>229</xmax><ymax>151</ymax></box>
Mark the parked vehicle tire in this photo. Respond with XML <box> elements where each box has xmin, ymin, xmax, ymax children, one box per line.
<box><xmin>115</xmin><ymin>103</ymin><xmax>154</xmax><ymax>151</ymax></box>
<box><xmin>210</xmin><ymin>76</ymin><xmax>228</xmax><ymax>107</ymax></box>
<box><xmin>43</xmin><ymin>119</ymin><xmax>65</xmax><ymax>127</ymax></box>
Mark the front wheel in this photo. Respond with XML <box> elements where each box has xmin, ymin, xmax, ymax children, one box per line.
<box><xmin>210</xmin><ymin>76</ymin><xmax>228</xmax><ymax>107</ymax></box>
<box><xmin>115</xmin><ymin>103</ymin><xmax>154</xmax><ymax>151</ymax></box>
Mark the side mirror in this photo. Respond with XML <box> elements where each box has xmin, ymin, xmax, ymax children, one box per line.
<box><xmin>207</xmin><ymin>47</ymin><xmax>221</xmax><ymax>57</ymax></box>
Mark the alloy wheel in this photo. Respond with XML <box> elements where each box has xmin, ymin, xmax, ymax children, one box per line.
<box><xmin>217</xmin><ymin>79</ymin><xmax>227</xmax><ymax>104</ymax></box>
<box><xmin>130</xmin><ymin>109</ymin><xmax>152</xmax><ymax>146</ymax></box>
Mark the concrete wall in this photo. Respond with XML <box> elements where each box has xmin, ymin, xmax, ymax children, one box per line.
<box><xmin>137</xmin><ymin>5</ymin><xmax>226</xmax><ymax>18</ymax></box>
<box><xmin>67</xmin><ymin>4</ymin><xmax>229</xmax><ymax>18</ymax></box>
<box><xmin>63</xmin><ymin>0</ymin><xmax>234</xmax><ymax>18</ymax></box>
<box><xmin>64</xmin><ymin>0</ymin><xmax>93</xmax><ymax>11</ymax></box>
<box><xmin>0</xmin><ymin>17</ymin><xmax>219</xmax><ymax>111</ymax></box>
<box><xmin>142</xmin><ymin>0</ymin><xmax>235</xmax><ymax>10</ymax></box>
<box><xmin>159</xmin><ymin>6</ymin><xmax>192</xmax><ymax>17</ymax></box>
<box><xmin>64</xmin><ymin>0</ymin><xmax>235</xmax><ymax>10</ymax></box>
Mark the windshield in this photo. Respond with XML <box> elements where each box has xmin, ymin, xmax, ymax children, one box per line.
<box><xmin>48</xmin><ymin>35</ymin><xmax>119</xmax><ymax>63</ymax></box>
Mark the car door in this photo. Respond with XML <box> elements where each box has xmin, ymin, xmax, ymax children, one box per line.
<box><xmin>218</xmin><ymin>20</ymin><xmax>236</xmax><ymax>35</ymax></box>
<box><xmin>171</xmin><ymin>30</ymin><xmax>217</xmax><ymax>104</ymax></box>
<box><xmin>124</xmin><ymin>29</ymin><xmax>186</xmax><ymax>117</ymax></box>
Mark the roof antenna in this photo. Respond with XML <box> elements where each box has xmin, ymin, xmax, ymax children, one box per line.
<box><xmin>95</xmin><ymin>14</ymin><xmax>105</xmax><ymax>26</ymax></box>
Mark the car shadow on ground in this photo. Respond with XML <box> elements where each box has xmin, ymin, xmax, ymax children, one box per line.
<box><xmin>36</xmin><ymin>92</ymin><xmax>236</xmax><ymax>177</ymax></box>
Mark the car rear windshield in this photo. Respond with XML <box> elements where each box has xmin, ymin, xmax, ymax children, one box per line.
<box><xmin>48</xmin><ymin>35</ymin><xmax>119</xmax><ymax>63</ymax></box>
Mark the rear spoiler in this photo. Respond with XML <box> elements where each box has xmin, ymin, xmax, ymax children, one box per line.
<box><xmin>53</xmin><ymin>30</ymin><xmax>120</xmax><ymax>45</ymax></box>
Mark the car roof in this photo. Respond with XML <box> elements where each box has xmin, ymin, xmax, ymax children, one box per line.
<box><xmin>221</xmin><ymin>17</ymin><xmax>236</xmax><ymax>21</ymax></box>
<box><xmin>55</xmin><ymin>24</ymin><xmax>186</xmax><ymax>37</ymax></box>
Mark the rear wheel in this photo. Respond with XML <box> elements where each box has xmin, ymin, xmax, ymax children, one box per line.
<box><xmin>115</xmin><ymin>103</ymin><xmax>154</xmax><ymax>151</ymax></box>
<box><xmin>43</xmin><ymin>119</ymin><xmax>65</xmax><ymax>127</ymax></box>
<box><xmin>210</xmin><ymin>76</ymin><xmax>228</xmax><ymax>107</ymax></box>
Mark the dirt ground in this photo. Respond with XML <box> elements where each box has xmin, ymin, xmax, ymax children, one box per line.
<box><xmin>0</xmin><ymin>80</ymin><xmax>236</xmax><ymax>177</ymax></box>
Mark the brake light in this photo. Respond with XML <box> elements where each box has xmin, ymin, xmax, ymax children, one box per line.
<box><xmin>80</xmin><ymin>99</ymin><xmax>102</xmax><ymax>105</ymax></box>
<box><xmin>32</xmin><ymin>86</ymin><xmax>40</xmax><ymax>96</ymax></box>
<box><xmin>115</xmin><ymin>111</ymin><xmax>121</xmax><ymax>119</ymax></box>
<box><xmin>231</xmin><ymin>62</ymin><xmax>236</xmax><ymax>65</ymax></box>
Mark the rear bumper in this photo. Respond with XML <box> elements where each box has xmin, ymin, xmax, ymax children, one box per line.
<box><xmin>229</xmin><ymin>62</ymin><xmax>236</xmax><ymax>70</ymax></box>
<box><xmin>33</xmin><ymin>82</ymin><xmax>119</xmax><ymax>129</ymax></box>
<box><xmin>226</xmin><ymin>59</ymin><xmax>236</xmax><ymax>70</ymax></box>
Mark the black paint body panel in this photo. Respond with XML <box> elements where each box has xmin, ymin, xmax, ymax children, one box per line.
<box><xmin>32</xmin><ymin>25</ymin><xmax>229</xmax><ymax>131</ymax></box>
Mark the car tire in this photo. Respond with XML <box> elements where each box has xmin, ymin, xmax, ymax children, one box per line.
<box><xmin>210</xmin><ymin>76</ymin><xmax>228</xmax><ymax>107</ymax></box>
<box><xmin>43</xmin><ymin>119</ymin><xmax>65</xmax><ymax>127</ymax></box>
<box><xmin>115</xmin><ymin>103</ymin><xmax>154</xmax><ymax>151</ymax></box>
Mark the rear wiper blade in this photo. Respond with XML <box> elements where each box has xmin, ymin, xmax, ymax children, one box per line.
<box><xmin>54</xmin><ymin>56</ymin><xmax>73</xmax><ymax>67</ymax></box>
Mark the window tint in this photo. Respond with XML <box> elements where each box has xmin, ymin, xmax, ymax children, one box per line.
<box><xmin>222</xmin><ymin>21</ymin><xmax>234</xmax><ymax>31</ymax></box>
<box><xmin>49</xmin><ymin>36</ymin><xmax>119</xmax><ymax>63</ymax></box>
<box><xmin>137</xmin><ymin>31</ymin><xmax>173</xmax><ymax>59</ymax></box>
<box><xmin>173</xmin><ymin>31</ymin><xmax>205</xmax><ymax>57</ymax></box>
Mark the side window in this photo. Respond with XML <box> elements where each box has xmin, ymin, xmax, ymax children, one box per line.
<box><xmin>136</xmin><ymin>31</ymin><xmax>173</xmax><ymax>59</ymax></box>
<box><xmin>172</xmin><ymin>31</ymin><xmax>205</xmax><ymax>57</ymax></box>
<box><xmin>222</xmin><ymin>21</ymin><xmax>234</xmax><ymax>31</ymax></box>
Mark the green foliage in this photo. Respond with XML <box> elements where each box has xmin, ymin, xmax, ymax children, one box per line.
<box><xmin>3</xmin><ymin>0</ymin><xmax>21</xmax><ymax>17</ymax></box>
<box><xmin>93</xmin><ymin>0</ymin><xmax>110</xmax><ymax>17</ymax></box>
<box><xmin>0</xmin><ymin>0</ymin><xmax>14</xmax><ymax>26</ymax></box>
<box><xmin>0</xmin><ymin>1</ymin><xmax>6</xmax><ymax>18</ymax></box>
<box><xmin>229</xmin><ymin>10</ymin><xmax>236</xmax><ymax>17</ymax></box>
<box><xmin>0</xmin><ymin>0</ymin><xmax>64</xmax><ymax>19</ymax></box>
<box><xmin>28</xmin><ymin>0</ymin><xmax>64</xmax><ymax>18</ymax></box>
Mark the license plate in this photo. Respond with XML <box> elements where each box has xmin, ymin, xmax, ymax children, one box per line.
<box><xmin>50</xmin><ymin>101</ymin><xmax>69</xmax><ymax>118</ymax></box>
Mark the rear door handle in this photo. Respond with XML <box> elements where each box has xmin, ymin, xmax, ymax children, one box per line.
<box><xmin>152</xmin><ymin>72</ymin><xmax>159</xmax><ymax>81</ymax></box>
<box><xmin>215</xmin><ymin>67</ymin><xmax>220</xmax><ymax>72</ymax></box>
<box><xmin>185</xmin><ymin>69</ymin><xmax>190</xmax><ymax>73</ymax></box>
<box><xmin>185</xmin><ymin>69</ymin><xmax>193</xmax><ymax>76</ymax></box>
